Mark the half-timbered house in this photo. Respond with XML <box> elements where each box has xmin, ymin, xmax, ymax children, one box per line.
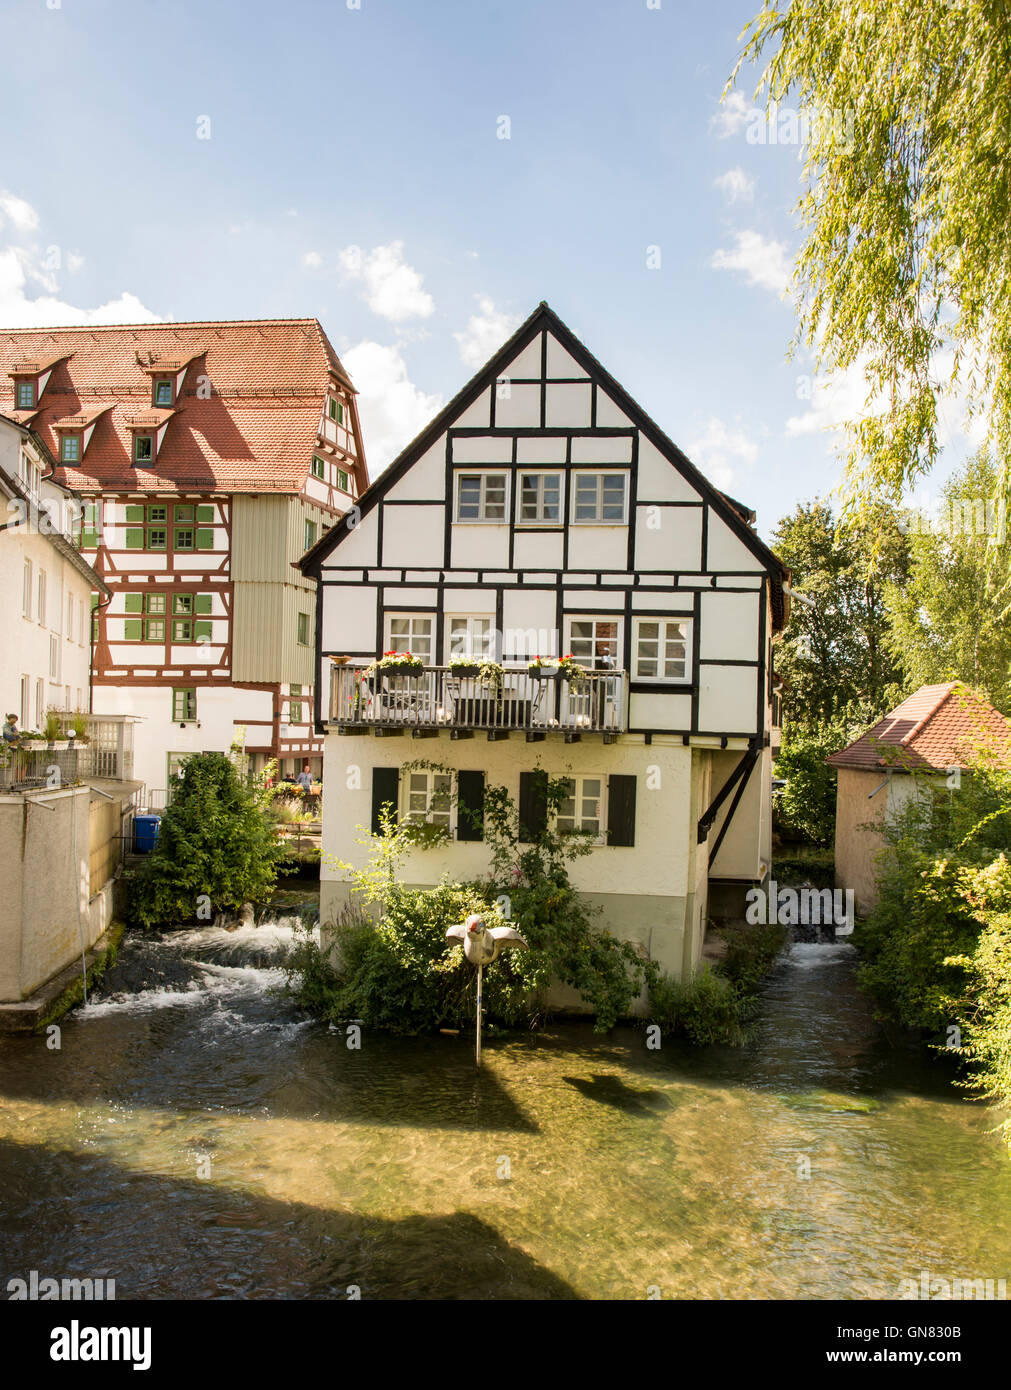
<box><xmin>300</xmin><ymin>303</ymin><xmax>789</xmax><ymax>985</ymax></box>
<box><xmin>0</xmin><ymin>320</ymin><xmax>367</xmax><ymax>798</ymax></box>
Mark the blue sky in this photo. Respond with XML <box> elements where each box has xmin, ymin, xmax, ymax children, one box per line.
<box><xmin>0</xmin><ymin>0</ymin><xmax>975</xmax><ymax>540</ymax></box>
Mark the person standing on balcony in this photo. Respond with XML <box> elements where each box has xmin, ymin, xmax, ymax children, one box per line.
<box><xmin>3</xmin><ymin>713</ymin><xmax>19</xmax><ymax>744</ymax></box>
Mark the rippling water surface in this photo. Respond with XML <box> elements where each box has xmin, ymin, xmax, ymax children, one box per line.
<box><xmin>1</xmin><ymin>920</ymin><xmax>1010</xmax><ymax>1300</ymax></box>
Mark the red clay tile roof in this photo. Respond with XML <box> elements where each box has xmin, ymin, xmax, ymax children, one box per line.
<box><xmin>827</xmin><ymin>682</ymin><xmax>1011</xmax><ymax>772</ymax></box>
<box><xmin>0</xmin><ymin>319</ymin><xmax>362</xmax><ymax>496</ymax></box>
<box><xmin>50</xmin><ymin>404</ymin><xmax>114</xmax><ymax>429</ymax></box>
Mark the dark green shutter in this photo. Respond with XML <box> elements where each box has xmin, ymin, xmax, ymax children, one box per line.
<box><xmin>124</xmin><ymin>505</ymin><xmax>144</xmax><ymax>523</ymax></box>
<box><xmin>124</xmin><ymin>528</ymin><xmax>144</xmax><ymax>549</ymax></box>
<box><xmin>457</xmin><ymin>770</ymin><xmax>485</xmax><ymax>841</ymax></box>
<box><xmin>606</xmin><ymin>774</ymin><xmax>637</xmax><ymax>847</ymax></box>
<box><xmin>195</xmin><ymin>593</ymin><xmax>213</xmax><ymax>614</ymax></box>
<box><xmin>371</xmin><ymin>767</ymin><xmax>400</xmax><ymax>835</ymax></box>
<box><xmin>194</xmin><ymin>620</ymin><xmax>213</xmax><ymax>642</ymax></box>
<box><xmin>195</xmin><ymin>528</ymin><xmax>214</xmax><ymax>549</ymax></box>
<box><xmin>196</xmin><ymin>505</ymin><xmax>215</xmax><ymax>523</ymax></box>
<box><xmin>123</xmin><ymin>593</ymin><xmax>143</xmax><ymax>614</ymax></box>
<box><xmin>518</xmin><ymin>770</ymin><xmax>548</xmax><ymax>843</ymax></box>
<box><xmin>124</xmin><ymin>619</ymin><xmax>143</xmax><ymax>640</ymax></box>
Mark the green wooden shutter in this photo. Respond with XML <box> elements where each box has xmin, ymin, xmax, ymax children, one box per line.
<box><xmin>456</xmin><ymin>770</ymin><xmax>485</xmax><ymax>841</ymax></box>
<box><xmin>123</xmin><ymin>619</ymin><xmax>143</xmax><ymax>640</ymax></box>
<box><xmin>194</xmin><ymin>620</ymin><xmax>213</xmax><ymax>642</ymax></box>
<box><xmin>124</xmin><ymin>528</ymin><xmax>144</xmax><ymax>549</ymax></box>
<box><xmin>195</xmin><ymin>528</ymin><xmax>214</xmax><ymax>550</ymax></box>
<box><xmin>371</xmin><ymin>767</ymin><xmax>400</xmax><ymax>835</ymax></box>
<box><xmin>606</xmin><ymin>775</ymin><xmax>637</xmax><ymax>847</ymax></box>
<box><xmin>518</xmin><ymin>770</ymin><xmax>548</xmax><ymax>843</ymax></box>
<box><xmin>195</xmin><ymin>594</ymin><xmax>213</xmax><ymax>614</ymax></box>
<box><xmin>124</xmin><ymin>505</ymin><xmax>144</xmax><ymax>523</ymax></box>
<box><xmin>196</xmin><ymin>505</ymin><xmax>215</xmax><ymax>523</ymax></box>
<box><xmin>123</xmin><ymin>593</ymin><xmax>143</xmax><ymax>614</ymax></box>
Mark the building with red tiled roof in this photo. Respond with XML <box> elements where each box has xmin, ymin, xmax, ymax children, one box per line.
<box><xmin>0</xmin><ymin>319</ymin><xmax>368</xmax><ymax>796</ymax></box>
<box><xmin>828</xmin><ymin>682</ymin><xmax>1011</xmax><ymax>914</ymax></box>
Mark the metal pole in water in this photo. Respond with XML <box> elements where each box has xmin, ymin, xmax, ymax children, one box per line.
<box><xmin>475</xmin><ymin>964</ymin><xmax>482</xmax><ymax>1067</ymax></box>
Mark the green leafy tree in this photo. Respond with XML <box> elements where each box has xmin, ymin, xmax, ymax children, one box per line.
<box><xmin>771</xmin><ymin>501</ymin><xmax>908</xmax><ymax>725</ymax></box>
<box><xmin>129</xmin><ymin>752</ymin><xmax>285</xmax><ymax>927</ymax></box>
<box><xmin>885</xmin><ymin>452</ymin><xmax>1011</xmax><ymax>710</ymax></box>
<box><xmin>735</xmin><ymin>1</ymin><xmax>1011</xmax><ymax>504</ymax></box>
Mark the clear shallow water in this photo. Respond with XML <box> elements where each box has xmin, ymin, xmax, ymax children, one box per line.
<box><xmin>1</xmin><ymin>926</ymin><xmax>1010</xmax><ymax>1300</ymax></box>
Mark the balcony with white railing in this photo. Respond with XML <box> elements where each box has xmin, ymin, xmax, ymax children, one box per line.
<box><xmin>329</xmin><ymin>663</ymin><xmax>627</xmax><ymax>738</ymax></box>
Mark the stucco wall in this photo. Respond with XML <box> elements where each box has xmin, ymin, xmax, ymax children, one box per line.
<box><xmin>319</xmin><ymin>733</ymin><xmax>711</xmax><ymax>983</ymax></box>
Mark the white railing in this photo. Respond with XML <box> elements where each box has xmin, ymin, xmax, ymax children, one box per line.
<box><xmin>329</xmin><ymin>664</ymin><xmax>626</xmax><ymax>735</ymax></box>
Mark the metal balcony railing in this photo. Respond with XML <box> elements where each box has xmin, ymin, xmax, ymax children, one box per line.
<box><xmin>0</xmin><ymin>716</ymin><xmax>137</xmax><ymax>791</ymax></box>
<box><xmin>329</xmin><ymin>664</ymin><xmax>627</xmax><ymax>735</ymax></box>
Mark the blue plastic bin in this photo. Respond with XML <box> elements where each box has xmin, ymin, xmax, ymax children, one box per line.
<box><xmin>133</xmin><ymin>814</ymin><xmax>162</xmax><ymax>853</ymax></box>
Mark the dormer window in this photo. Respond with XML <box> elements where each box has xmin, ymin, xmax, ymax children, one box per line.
<box><xmin>60</xmin><ymin>434</ymin><xmax>81</xmax><ymax>463</ymax></box>
<box><xmin>153</xmin><ymin>379</ymin><xmax>173</xmax><ymax>407</ymax></box>
<box><xmin>16</xmin><ymin>381</ymin><xmax>35</xmax><ymax>409</ymax></box>
<box><xmin>134</xmin><ymin>436</ymin><xmax>154</xmax><ymax>464</ymax></box>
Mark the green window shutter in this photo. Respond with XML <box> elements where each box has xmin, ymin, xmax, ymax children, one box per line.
<box><xmin>518</xmin><ymin>770</ymin><xmax>548</xmax><ymax>844</ymax></box>
<box><xmin>124</xmin><ymin>528</ymin><xmax>144</xmax><ymax>549</ymax></box>
<box><xmin>124</xmin><ymin>505</ymin><xmax>144</xmax><ymax>523</ymax></box>
<box><xmin>194</xmin><ymin>620</ymin><xmax>213</xmax><ymax>642</ymax></box>
<box><xmin>195</xmin><ymin>594</ymin><xmax>213</xmax><ymax>615</ymax></box>
<box><xmin>124</xmin><ymin>594</ymin><xmax>144</xmax><ymax>614</ymax></box>
<box><xmin>606</xmin><ymin>774</ymin><xmax>637</xmax><ymax>847</ymax></box>
<box><xmin>195</xmin><ymin>528</ymin><xmax>214</xmax><ymax>550</ymax></box>
<box><xmin>371</xmin><ymin>767</ymin><xmax>400</xmax><ymax>836</ymax></box>
<box><xmin>196</xmin><ymin>505</ymin><xmax>214</xmax><ymax>523</ymax></box>
<box><xmin>123</xmin><ymin>619</ymin><xmax>143</xmax><ymax>640</ymax></box>
<box><xmin>457</xmin><ymin>770</ymin><xmax>485</xmax><ymax>842</ymax></box>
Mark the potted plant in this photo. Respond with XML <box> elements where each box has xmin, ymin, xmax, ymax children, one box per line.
<box><xmin>43</xmin><ymin>710</ymin><xmax>69</xmax><ymax>747</ymax></box>
<box><xmin>556</xmin><ymin>654</ymin><xmax>589</xmax><ymax>687</ymax></box>
<box><xmin>528</xmin><ymin>655</ymin><xmax>560</xmax><ymax>680</ymax></box>
<box><xmin>367</xmin><ymin>650</ymin><xmax>425</xmax><ymax>681</ymax></box>
<box><xmin>449</xmin><ymin>655</ymin><xmax>482</xmax><ymax>679</ymax></box>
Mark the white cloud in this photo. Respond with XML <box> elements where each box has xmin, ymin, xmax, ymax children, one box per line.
<box><xmin>711</xmin><ymin>229</ymin><xmax>791</xmax><ymax>294</ymax></box>
<box><xmin>0</xmin><ymin>192</ymin><xmax>40</xmax><ymax>233</ymax></box>
<box><xmin>0</xmin><ymin>195</ymin><xmax>158</xmax><ymax>326</ymax></box>
<box><xmin>685</xmin><ymin>416</ymin><xmax>758</xmax><ymax>491</ymax></box>
<box><xmin>339</xmin><ymin>241</ymin><xmax>434</xmax><ymax>322</ymax></box>
<box><xmin>714</xmin><ymin>167</ymin><xmax>755</xmax><ymax>204</ymax></box>
<box><xmin>302</xmin><ymin>250</ymin><xmax>323</xmax><ymax>269</ymax></box>
<box><xmin>711</xmin><ymin>91</ymin><xmax>752</xmax><ymax>139</ymax></box>
<box><xmin>453</xmin><ymin>296</ymin><xmax>521</xmax><ymax>369</ymax></box>
<box><xmin>342</xmin><ymin>340</ymin><xmax>442</xmax><ymax>474</ymax></box>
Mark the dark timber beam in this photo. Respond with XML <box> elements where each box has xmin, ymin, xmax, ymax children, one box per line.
<box><xmin>697</xmin><ymin>742</ymin><xmax>761</xmax><ymax>844</ymax></box>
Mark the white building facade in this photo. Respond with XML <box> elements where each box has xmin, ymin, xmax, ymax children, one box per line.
<box><xmin>0</xmin><ymin>417</ymin><xmax>105</xmax><ymax>730</ymax></box>
<box><xmin>302</xmin><ymin>304</ymin><xmax>790</xmax><ymax>984</ymax></box>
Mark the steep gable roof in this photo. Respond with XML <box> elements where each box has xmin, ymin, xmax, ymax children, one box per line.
<box><xmin>298</xmin><ymin>300</ymin><xmax>790</xmax><ymax>624</ymax></box>
<box><xmin>0</xmin><ymin>319</ymin><xmax>365</xmax><ymax>497</ymax></box>
<box><xmin>827</xmin><ymin>682</ymin><xmax>1011</xmax><ymax>772</ymax></box>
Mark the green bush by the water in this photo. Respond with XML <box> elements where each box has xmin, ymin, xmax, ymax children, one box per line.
<box><xmin>284</xmin><ymin>776</ymin><xmax>656</xmax><ymax>1034</ymax></box>
<box><xmin>129</xmin><ymin>752</ymin><xmax>285</xmax><ymax>927</ymax></box>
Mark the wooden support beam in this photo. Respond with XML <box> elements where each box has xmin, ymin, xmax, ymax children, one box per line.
<box><xmin>487</xmin><ymin>730</ymin><xmax>510</xmax><ymax>741</ymax></box>
<box><xmin>525</xmin><ymin>732</ymin><xmax>545</xmax><ymax>742</ymax></box>
<box><xmin>450</xmin><ymin>729</ymin><xmax>474</xmax><ymax>740</ymax></box>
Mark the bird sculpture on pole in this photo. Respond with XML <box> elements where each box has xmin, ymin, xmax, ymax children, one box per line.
<box><xmin>445</xmin><ymin>913</ymin><xmax>528</xmax><ymax>1065</ymax></box>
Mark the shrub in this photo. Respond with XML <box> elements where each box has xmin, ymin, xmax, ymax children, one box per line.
<box><xmin>129</xmin><ymin>752</ymin><xmax>285</xmax><ymax>927</ymax></box>
<box><xmin>647</xmin><ymin>920</ymin><xmax>787</xmax><ymax>1046</ymax></box>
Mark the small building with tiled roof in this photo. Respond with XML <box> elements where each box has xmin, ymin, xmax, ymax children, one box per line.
<box><xmin>828</xmin><ymin>682</ymin><xmax>1011</xmax><ymax>914</ymax></box>
<box><xmin>0</xmin><ymin>319</ymin><xmax>368</xmax><ymax>796</ymax></box>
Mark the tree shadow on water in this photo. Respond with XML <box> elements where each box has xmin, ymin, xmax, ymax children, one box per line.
<box><xmin>0</xmin><ymin>1139</ymin><xmax>577</xmax><ymax>1301</ymax></box>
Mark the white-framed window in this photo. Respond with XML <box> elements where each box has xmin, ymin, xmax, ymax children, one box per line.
<box><xmin>384</xmin><ymin>613</ymin><xmax>434</xmax><ymax>662</ymax></box>
<box><xmin>35</xmin><ymin>678</ymin><xmax>44</xmax><ymax>728</ymax></box>
<box><xmin>22</xmin><ymin>559</ymin><xmax>32</xmax><ymax>619</ymax></box>
<box><xmin>49</xmin><ymin>634</ymin><xmax>60</xmax><ymax>681</ymax></box>
<box><xmin>571</xmin><ymin>471</ymin><xmax>628</xmax><ymax>524</ymax></box>
<box><xmin>36</xmin><ymin>570</ymin><xmax>46</xmax><ymax>627</ymax></box>
<box><xmin>18</xmin><ymin>447</ymin><xmax>41</xmax><ymax>498</ymax></box>
<box><xmin>20</xmin><ymin>675</ymin><xmax>30</xmax><ymax>728</ymax></box>
<box><xmin>633</xmin><ymin>617</ymin><xmax>692</xmax><ymax>682</ymax></box>
<box><xmin>446</xmin><ymin>615</ymin><xmax>495</xmax><ymax>661</ymax></box>
<box><xmin>556</xmin><ymin>775</ymin><xmax>605</xmax><ymax>842</ymax></box>
<box><xmin>455</xmin><ymin>471</ymin><xmax>508</xmax><ymax>523</ymax></box>
<box><xmin>403</xmin><ymin>769</ymin><xmax>454</xmax><ymax>830</ymax></box>
<box><xmin>517</xmin><ymin>471</ymin><xmax>562</xmax><ymax>525</ymax></box>
<box><xmin>564</xmin><ymin>616</ymin><xmax>621</xmax><ymax>669</ymax></box>
<box><xmin>67</xmin><ymin>594</ymin><xmax>74</xmax><ymax>642</ymax></box>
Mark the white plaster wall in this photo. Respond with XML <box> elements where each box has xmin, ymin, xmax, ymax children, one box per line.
<box><xmin>451</xmin><ymin>525</ymin><xmax>509</xmax><ymax>569</ymax></box>
<box><xmin>513</xmin><ymin>531</ymin><xmax>564</xmax><ymax>571</ymax></box>
<box><xmin>321</xmin><ymin>585</ymin><xmax>377</xmax><ymax>651</ymax></box>
<box><xmin>566</xmin><ymin>526</ymin><xmax>628</xmax><ymax>570</ymax></box>
<box><xmin>385</xmin><ymin>442</ymin><xmax>446</xmax><ymax>501</ymax></box>
<box><xmin>382</xmin><ymin>506</ymin><xmax>445</xmax><ymax>567</ymax></box>
<box><xmin>706</xmin><ymin>513</ymin><xmax>765</xmax><ymax>572</ymax></box>
<box><xmin>699</xmin><ymin>591</ymin><xmax>761</xmax><ymax>662</ymax></box>
<box><xmin>698</xmin><ymin>665</ymin><xmax>758</xmax><ymax>734</ymax></box>
<box><xmin>634</xmin><ymin>505</ymin><xmax>703</xmax><ymax>571</ymax></box>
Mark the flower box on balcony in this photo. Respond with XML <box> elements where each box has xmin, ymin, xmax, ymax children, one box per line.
<box><xmin>448</xmin><ymin>660</ymin><xmax>481</xmax><ymax>679</ymax></box>
<box><xmin>366</xmin><ymin>651</ymin><xmax>425</xmax><ymax>681</ymax></box>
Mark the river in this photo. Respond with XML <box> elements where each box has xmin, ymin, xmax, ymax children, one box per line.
<box><xmin>1</xmin><ymin>909</ymin><xmax>1010</xmax><ymax>1300</ymax></box>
